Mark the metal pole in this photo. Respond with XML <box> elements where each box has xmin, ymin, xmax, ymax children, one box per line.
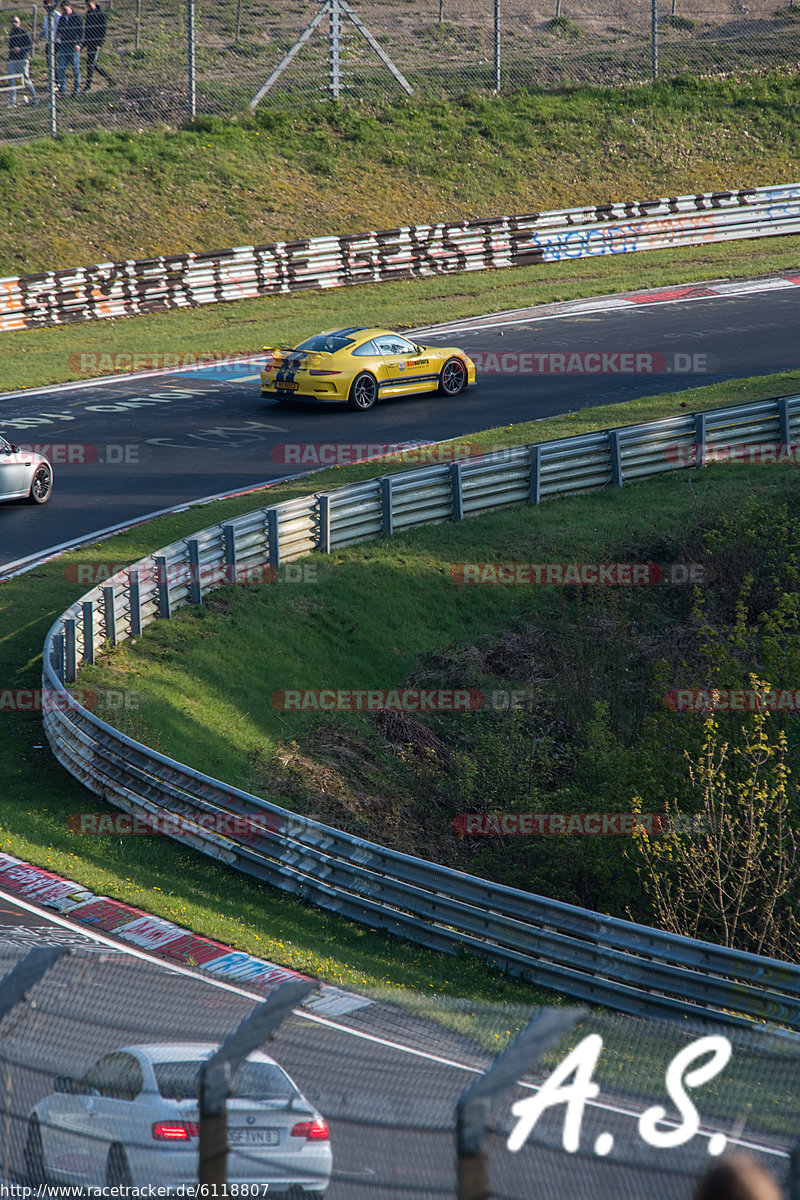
<box><xmin>788</xmin><ymin>1140</ymin><xmax>800</xmax><ymax>1200</ymax></box>
<box><xmin>187</xmin><ymin>0</ymin><xmax>196</xmax><ymax>117</ymax></box>
<box><xmin>135</xmin><ymin>0</ymin><xmax>141</xmax><ymax>52</ymax></box>
<box><xmin>235</xmin><ymin>0</ymin><xmax>242</xmax><ymax>43</ymax></box>
<box><xmin>651</xmin><ymin>0</ymin><xmax>658</xmax><ymax>78</ymax></box>
<box><xmin>456</xmin><ymin>1007</ymin><xmax>586</xmax><ymax>1200</ymax></box>
<box><xmin>48</xmin><ymin>8</ymin><xmax>56</xmax><ymax>137</ymax></box>
<box><xmin>329</xmin><ymin>0</ymin><xmax>340</xmax><ymax>100</ymax></box>
<box><xmin>198</xmin><ymin>980</ymin><xmax>314</xmax><ymax>1188</ymax></box>
<box><xmin>493</xmin><ymin>0</ymin><xmax>500</xmax><ymax>91</ymax></box>
<box><xmin>0</xmin><ymin>948</ymin><xmax>70</xmax><ymax>1023</ymax></box>
<box><xmin>199</xmin><ymin>1059</ymin><xmax>229</xmax><ymax>1187</ymax></box>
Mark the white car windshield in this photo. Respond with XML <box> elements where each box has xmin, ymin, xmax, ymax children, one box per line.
<box><xmin>154</xmin><ymin>1060</ymin><xmax>298</xmax><ymax>1101</ymax></box>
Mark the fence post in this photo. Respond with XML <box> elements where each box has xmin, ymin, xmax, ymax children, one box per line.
<box><xmin>102</xmin><ymin>585</ymin><xmax>117</xmax><ymax>647</ymax></box>
<box><xmin>494</xmin><ymin>0</ymin><xmax>500</xmax><ymax>91</ymax></box>
<box><xmin>0</xmin><ymin>947</ymin><xmax>70</xmax><ymax>1024</ymax></box>
<box><xmin>318</xmin><ymin>494</ymin><xmax>331</xmax><ymax>552</ymax></box>
<box><xmin>529</xmin><ymin>445</ymin><xmax>541</xmax><ymax>504</ymax></box>
<box><xmin>694</xmin><ymin>413</ymin><xmax>707</xmax><ymax>468</ymax></box>
<box><xmin>779</xmin><ymin>395</ymin><xmax>791</xmax><ymax>449</ymax></box>
<box><xmin>608</xmin><ymin>429</ymin><xmax>623</xmax><ymax>487</ymax></box>
<box><xmin>450</xmin><ymin>462</ymin><xmax>464</xmax><ymax>521</ymax></box>
<box><xmin>156</xmin><ymin>556</ymin><xmax>172</xmax><ymax>619</ymax></box>
<box><xmin>381</xmin><ymin>476</ymin><xmax>394</xmax><ymax>535</ymax></box>
<box><xmin>82</xmin><ymin>600</ymin><xmax>95</xmax><ymax>665</ymax></box>
<box><xmin>64</xmin><ymin>618</ymin><xmax>77</xmax><ymax>684</ymax></box>
<box><xmin>651</xmin><ymin>0</ymin><xmax>658</xmax><ymax>78</ymax></box>
<box><xmin>129</xmin><ymin>569</ymin><xmax>142</xmax><ymax>637</ymax></box>
<box><xmin>456</xmin><ymin>1007</ymin><xmax>586</xmax><ymax>1200</ymax></box>
<box><xmin>198</xmin><ymin>979</ymin><xmax>314</xmax><ymax>1186</ymax></box>
<box><xmin>329</xmin><ymin>0</ymin><xmax>341</xmax><ymax>100</ymax></box>
<box><xmin>788</xmin><ymin>1140</ymin><xmax>800</xmax><ymax>1200</ymax></box>
<box><xmin>267</xmin><ymin>509</ymin><xmax>280</xmax><ymax>569</ymax></box>
<box><xmin>51</xmin><ymin>631</ymin><xmax>65</xmax><ymax>683</ymax></box>
<box><xmin>187</xmin><ymin>0</ymin><xmax>196</xmax><ymax>118</ymax></box>
<box><xmin>188</xmin><ymin>538</ymin><xmax>202</xmax><ymax>606</ymax></box>
<box><xmin>223</xmin><ymin>524</ymin><xmax>238</xmax><ymax>583</ymax></box>
<box><xmin>47</xmin><ymin>7</ymin><xmax>56</xmax><ymax>137</ymax></box>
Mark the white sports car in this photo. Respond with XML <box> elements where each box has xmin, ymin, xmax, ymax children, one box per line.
<box><xmin>25</xmin><ymin>1043</ymin><xmax>332</xmax><ymax>1194</ymax></box>
<box><xmin>0</xmin><ymin>435</ymin><xmax>53</xmax><ymax>504</ymax></box>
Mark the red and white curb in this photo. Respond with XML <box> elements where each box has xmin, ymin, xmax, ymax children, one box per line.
<box><xmin>0</xmin><ymin>851</ymin><xmax>370</xmax><ymax>1017</ymax></box>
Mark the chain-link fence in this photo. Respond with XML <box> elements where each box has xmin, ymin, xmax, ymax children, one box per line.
<box><xmin>0</xmin><ymin>0</ymin><xmax>799</xmax><ymax>142</ymax></box>
<box><xmin>1</xmin><ymin>940</ymin><xmax>800</xmax><ymax>1197</ymax></box>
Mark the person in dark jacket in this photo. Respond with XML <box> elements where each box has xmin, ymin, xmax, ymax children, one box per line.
<box><xmin>55</xmin><ymin>0</ymin><xmax>83</xmax><ymax>96</ymax></box>
<box><xmin>82</xmin><ymin>0</ymin><xmax>110</xmax><ymax>90</ymax></box>
<box><xmin>39</xmin><ymin>1</ymin><xmax>60</xmax><ymax>77</ymax></box>
<box><xmin>7</xmin><ymin>15</ymin><xmax>38</xmax><ymax>106</ymax></box>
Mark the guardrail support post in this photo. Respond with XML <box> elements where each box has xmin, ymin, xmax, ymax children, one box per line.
<box><xmin>450</xmin><ymin>462</ymin><xmax>464</xmax><ymax>521</ymax></box>
<box><xmin>52</xmin><ymin>632</ymin><xmax>65</xmax><ymax>683</ymax></box>
<box><xmin>156</xmin><ymin>556</ymin><xmax>172</xmax><ymax>620</ymax></box>
<box><xmin>223</xmin><ymin>525</ymin><xmax>238</xmax><ymax>583</ymax></box>
<box><xmin>81</xmin><ymin>601</ymin><xmax>95</xmax><ymax>666</ymax></box>
<box><xmin>779</xmin><ymin>395</ymin><xmax>792</xmax><ymax>449</ymax></box>
<box><xmin>102</xmin><ymin>586</ymin><xmax>117</xmax><ymax>647</ymax></box>
<box><xmin>318</xmin><ymin>494</ymin><xmax>331</xmax><ymax>552</ymax></box>
<box><xmin>694</xmin><ymin>413</ymin><xmax>707</xmax><ymax>468</ymax></box>
<box><xmin>381</xmin><ymin>476</ymin><xmax>394</xmax><ymax>535</ymax></box>
<box><xmin>129</xmin><ymin>570</ymin><xmax>142</xmax><ymax>637</ymax></box>
<box><xmin>608</xmin><ymin>429</ymin><xmax>623</xmax><ymax>487</ymax></box>
<box><xmin>529</xmin><ymin>445</ymin><xmax>541</xmax><ymax>504</ymax></box>
<box><xmin>64</xmin><ymin>619</ymin><xmax>77</xmax><ymax>684</ymax></box>
<box><xmin>188</xmin><ymin>539</ymin><xmax>202</xmax><ymax>606</ymax></box>
<box><xmin>267</xmin><ymin>509</ymin><xmax>280</xmax><ymax>569</ymax></box>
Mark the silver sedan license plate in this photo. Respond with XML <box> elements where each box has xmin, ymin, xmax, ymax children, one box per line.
<box><xmin>229</xmin><ymin>1127</ymin><xmax>280</xmax><ymax>1146</ymax></box>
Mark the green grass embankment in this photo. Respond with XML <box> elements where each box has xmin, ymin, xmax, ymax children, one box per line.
<box><xmin>2</xmin><ymin>370</ymin><xmax>799</xmax><ymax>1004</ymax></box>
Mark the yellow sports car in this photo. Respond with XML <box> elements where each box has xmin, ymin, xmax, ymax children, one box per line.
<box><xmin>260</xmin><ymin>327</ymin><xmax>477</xmax><ymax>411</ymax></box>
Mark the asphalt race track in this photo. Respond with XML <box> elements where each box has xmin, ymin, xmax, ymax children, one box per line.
<box><xmin>1</xmin><ymin>284</ymin><xmax>799</xmax><ymax>570</ymax></box>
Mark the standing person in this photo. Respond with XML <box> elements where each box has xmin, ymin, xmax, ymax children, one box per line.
<box><xmin>82</xmin><ymin>0</ymin><xmax>110</xmax><ymax>91</ymax></box>
<box><xmin>7</xmin><ymin>15</ymin><xmax>38</xmax><ymax>106</ymax></box>
<box><xmin>55</xmin><ymin>0</ymin><xmax>83</xmax><ymax>96</ymax></box>
<box><xmin>39</xmin><ymin>0</ymin><xmax>60</xmax><ymax>78</ymax></box>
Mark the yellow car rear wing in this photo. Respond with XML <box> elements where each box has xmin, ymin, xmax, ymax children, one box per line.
<box><xmin>262</xmin><ymin>346</ymin><xmax>325</xmax><ymax>366</ymax></box>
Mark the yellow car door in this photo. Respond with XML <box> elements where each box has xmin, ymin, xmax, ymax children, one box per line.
<box><xmin>372</xmin><ymin>334</ymin><xmax>439</xmax><ymax>397</ymax></box>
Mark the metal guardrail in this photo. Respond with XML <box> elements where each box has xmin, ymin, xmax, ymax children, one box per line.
<box><xmin>43</xmin><ymin>392</ymin><xmax>800</xmax><ymax>1029</ymax></box>
<box><xmin>2</xmin><ymin>182</ymin><xmax>799</xmax><ymax>330</ymax></box>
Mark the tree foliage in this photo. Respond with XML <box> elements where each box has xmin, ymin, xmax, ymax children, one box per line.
<box><xmin>633</xmin><ymin>680</ymin><xmax>800</xmax><ymax>958</ymax></box>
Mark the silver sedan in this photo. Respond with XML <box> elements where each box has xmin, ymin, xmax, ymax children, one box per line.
<box><xmin>0</xmin><ymin>435</ymin><xmax>53</xmax><ymax>504</ymax></box>
<box><xmin>25</xmin><ymin>1042</ymin><xmax>332</xmax><ymax>1193</ymax></box>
